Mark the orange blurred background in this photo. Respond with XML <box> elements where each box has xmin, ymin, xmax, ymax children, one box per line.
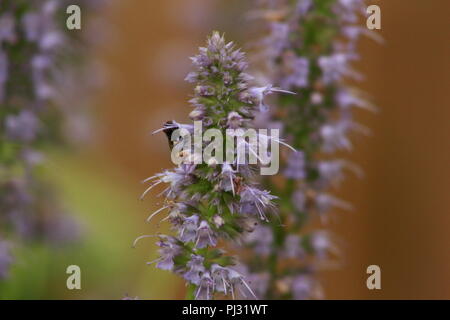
<box><xmin>31</xmin><ymin>0</ymin><xmax>449</xmax><ymax>299</ymax></box>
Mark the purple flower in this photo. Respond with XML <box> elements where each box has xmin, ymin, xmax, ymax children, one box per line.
<box><xmin>318</xmin><ymin>160</ymin><xmax>363</xmax><ymax>187</ymax></box>
<box><xmin>183</xmin><ymin>255</ymin><xmax>205</xmax><ymax>285</ymax></box>
<box><xmin>243</xmin><ymin>225</ymin><xmax>273</xmax><ymax>256</ymax></box>
<box><xmin>283</xmin><ymin>234</ymin><xmax>305</xmax><ymax>259</ymax></box>
<box><xmin>319</xmin><ymin>121</ymin><xmax>352</xmax><ymax>153</ymax></box>
<box><xmin>265</xmin><ymin>22</ymin><xmax>290</xmax><ymax>59</ymax></box>
<box><xmin>0</xmin><ymin>179</ymin><xmax>32</xmax><ymax>213</ymax></box>
<box><xmin>315</xmin><ymin>193</ymin><xmax>352</xmax><ymax>215</ymax></box>
<box><xmin>21</xmin><ymin>148</ymin><xmax>45</xmax><ymax>167</ymax></box>
<box><xmin>317</xmin><ymin>160</ymin><xmax>345</xmax><ymax>184</ymax></box>
<box><xmin>226</xmin><ymin>112</ymin><xmax>245</xmax><ymax>129</ymax></box>
<box><xmin>0</xmin><ymin>50</ymin><xmax>8</xmax><ymax>102</ymax></box>
<box><xmin>310</xmin><ymin>231</ymin><xmax>338</xmax><ymax>260</ymax></box>
<box><xmin>5</xmin><ymin>110</ymin><xmax>40</xmax><ymax>143</ymax></box>
<box><xmin>243</xmin><ymin>85</ymin><xmax>295</xmax><ymax>113</ymax></box>
<box><xmin>142</xmin><ymin>166</ymin><xmax>195</xmax><ymax>199</ymax></box>
<box><xmin>210</xmin><ymin>264</ymin><xmax>256</xmax><ymax>299</ymax></box>
<box><xmin>334</xmin><ymin>0</ymin><xmax>366</xmax><ymax>23</ymax></box>
<box><xmin>20</xmin><ymin>1</ymin><xmax>65</xmax><ymax>101</ymax></box>
<box><xmin>240</xmin><ymin>187</ymin><xmax>277</xmax><ymax>221</ymax></box>
<box><xmin>154</xmin><ymin>237</ymin><xmax>181</xmax><ymax>271</ymax></box>
<box><xmin>296</xmin><ymin>0</ymin><xmax>313</xmax><ymax>16</ymax></box>
<box><xmin>185</xmin><ymin>72</ymin><xmax>199</xmax><ymax>83</ymax></box>
<box><xmin>226</xmin><ymin>267</ymin><xmax>256</xmax><ymax>299</ymax></box>
<box><xmin>318</xmin><ymin>53</ymin><xmax>352</xmax><ymax>84</ymax></box>
<box><xmin>219</xmin><ymin>163</ymin><xmax>237</xmax><ymax>194</ymax></box>
<box><xmin>44</xmin><ymin>214</ymin><xmax>81</xmax><ymax>246</ymax></box>
<box><xmin>195</xmin><ymin>85</ymin><xmax>215</xmax><ymax>97</ymax></box>
<box><xmin>196</xmin><ymin>221</ymin><xmax>217</xmax><ymax>249</ymax></box>
<box><xmin>335</xmin><ymin>88</ymin><xmax>376</xmax><ymax>111</ymax></box>
<box><xmin>280</xmin><ymin>54</ymin><xmax>310</xmax><ymax>89</ymax></box>
<box><xmin>0</xmin><ymin>14</ymin><xmax>16</xmax><ymax>43</ymax></box>
<box><xmin>0</xmin><ymin>241</ymin><xmax>13</xmax><ymax>279</ymax></box>
<box><xmin>244</xmin><ymin>271</ymin><xmax>270</xmax><ymax>299</ymax></box>
<box><xmin>195</xmin><ymin>272</ymin><xmax>214</xmax><ymax>300</ymax></box>
<box><xmin>189</xmin><ymin>107</ymin><xmax>206</xmax><ymax>121</ymax></box>
<box><xmin>284</xmin><ymin>151</ymin><xmax>306</xmax><ymax>180</ymax></box>
<box><xmin>292</xmin><ymin>190</ymin><xmax>306</xmax><ymax>212</ymax></box>
<box><xmin>179</xmin><ymin>215</ymin><xmax>199</xmax><ymax>243</ymax></box>
<box><xmin>22</xmin><ymin>1</ymin><xmax>62</xmax><ymax>50</ymax></box>
<box><xmin>291</xmin><ymin>275</ymin><xmax>314</xmax><ymax>300</ymax></box>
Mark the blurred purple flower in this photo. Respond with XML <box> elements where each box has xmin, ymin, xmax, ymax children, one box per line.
<box><xmin>284</xmin><ymin>151</ymin><xmax>306</xmax><ymax>180</ymax></box>
<box><xmin>244</xmin><ymin>0</ymin><xmax>374</xmax><ymax>299</ymax></box>
<box><xmin>0</xmin><ymin>50</ymin><xmax>8</xmax><ymax>102</ymax></box>
<box><xmin>0</xmin><ymin>241</ymin><xmax>13</xmax><ymax>279</ymax></box>
<box><xmin>0</xmin><ymin>13</ymin><xmax>16</xmax><ymax>43</ymax></box>
<box><xmin>5</xmin><ymin>111</ymin><xmax>40</xmax><ymax>143</ymax></box>
<box><xmin>243</xmin><ymin>225</ymin><xmax>273</xmax><ymax>256</ymax></box>
<box><xmin>280</xmin><ymin>54</ymin><xmax>309</xmax><ymax>89</ymax></box>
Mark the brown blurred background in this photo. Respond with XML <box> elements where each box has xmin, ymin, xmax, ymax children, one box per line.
<box><xmin>73</xmin><ymin>0</ymin><xmax>450</xmax><ymax>299</ymax></box>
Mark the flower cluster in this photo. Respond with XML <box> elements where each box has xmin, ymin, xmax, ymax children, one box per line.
<box><xmin>139</xmin><ymin>32</ymin><xmax>289</xmax><ymax>300</ymax></box>
<box><xmin>239</xmin><ymin>0</ymin><xmax>375</xmax><ymax>299</ymax></box>
<box><xmin>0</xmin><ymin>0</ymin><xmax>98</xmax><ymax>279</ymax></box>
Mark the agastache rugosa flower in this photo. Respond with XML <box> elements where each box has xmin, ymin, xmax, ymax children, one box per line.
<box><xmin>239</xmin><ymin>0</ymin><xmax>377</xmax><ymax>299</ymax></box>
<box><xmin>137</xmin><ymin>32</ymin><xmax>293</xmax><ymax>300</ymax></box>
